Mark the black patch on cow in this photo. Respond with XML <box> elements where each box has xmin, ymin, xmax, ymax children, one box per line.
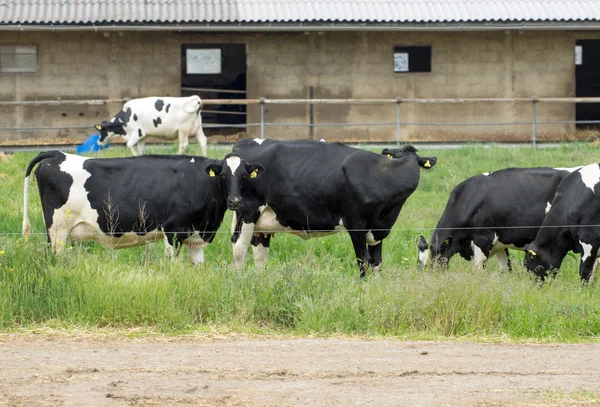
<box><xmin>251</xmin><ymin>233</ymin><xmax>271</xmax><ymax>248</ymax></box>
<box><xmin>133</xmin><ymin>114</ymin><xmax>138</xmax><ymax>121</ymax></box>
<box><xmin>30</xmin><ymin>152</ymin><xmax>72</xmax><ymax>236</ymax></box>
<box><xmin>101</xmin><ymin>107</ymin><xmax>132</xmax><ymax>139</ymax></box>
<box><xmin>231</xmin><ymin>213</ymin><xmax>244</xmax><ymax>244</ymax></box>
<box><xmin>166</xmin><ymin>104</ymin><xmax>171</xmax><ymax>113</ymax></box>
<box><xmin>138</xmin><ymin>129</ymin><xmax>143</xmax><ymax>139</ymax></box>
<box><xmin>155</xmin><ymin>99</ymin><xmax>164</xmax><ymax>112</ymax></box>
<box><xmin>153</xmin><ymin>117</ymin><xmax>162</xmax><ymax>128</ymax></box>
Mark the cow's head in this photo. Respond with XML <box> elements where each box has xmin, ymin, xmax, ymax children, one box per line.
<box><xmin>523</xmin><ymin>243</ymin><xmax>558</xmax><ymax>280</ymax></box>
<box><xmin>428</xmin><ymin>233</ymin><xmax>459</xmax><ymax>267</ymax></box>
<box><xmin>382</xmin><ymin>146</ymin><xmax>438</xmax><ymax>169</ymax></box>
<box><xmin>205</xmin><ymin>154</ymin><xmax>264</xmax><ymax>211</ymax></box>
<box><xmin>96</xmin><ymin>108</ymin><xmax>132</xmax><ymax>145</ymax></box>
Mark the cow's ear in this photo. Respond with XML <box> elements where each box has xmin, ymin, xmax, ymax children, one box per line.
<box><xmin>418</xmin><ymin>156</ymin><xmax>437</xmax><ymax>169</ymax></box>
<box><xmin>205</xmin><ymin>163</ymin><xmax>222</xmax><ymax>177</ymax></box>
<box><xmin>418</xmin><ymin>235</ymin><xmax>429</xmax><ymax>251</ymax></box>
<box><xmin>442</xmin><ymin>236</ymin><xmax>453</xmax><ymax>248</ymax></box>
<box><xmin>246</xmin><ymin>163</ymin><xmax>264</xmax><ymax>179</ymax></box>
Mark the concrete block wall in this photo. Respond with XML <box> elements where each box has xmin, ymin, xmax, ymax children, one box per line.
<box><xmin>1</xmin><ymin>29</ymin><xmax>599</xmax><ymax>143</ymax></box>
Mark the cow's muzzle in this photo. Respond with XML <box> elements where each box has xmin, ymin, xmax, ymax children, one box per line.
<box><xmin>227</xmin><ymin>197</ymin><xmax>242</xmax><ymax>211</ymax></box>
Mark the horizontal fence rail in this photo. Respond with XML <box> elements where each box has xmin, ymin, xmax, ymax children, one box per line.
<box><xmin>2</xmin><ymin>97</ymin><xmax>600</xmax><ymax>148</ymax></box>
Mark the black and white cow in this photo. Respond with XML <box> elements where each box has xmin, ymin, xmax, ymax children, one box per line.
<box><xmin>22</xmin><ymin>151</ymin><xmax>263</xmax><ymax>263</ymax></box>
<box><xmin>230</xmin><ymin>138</ymin><xmax>437</xmax><ymax>276</ymax></box>
<box><xmin>419</xmin><ymin>166</ymin><xmax>581</xmax><ymax>270</ymax></box>
<box><xmin>524</xmin><ymin>163</ymin><xmax>600</xmax><ymax>282</ymax></box>
<box><xmin>96</xmin><ymin>96</ymin><xmax>207</xmax><ymax>156</ymax></box>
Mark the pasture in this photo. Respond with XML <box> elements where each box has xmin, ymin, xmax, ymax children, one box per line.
<box><xmin>1</xmin><ymin>142</ymin><xmax>600</xmax><ymax>341</ymax></box>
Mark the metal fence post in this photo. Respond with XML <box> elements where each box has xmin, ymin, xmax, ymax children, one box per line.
<box><xmin>531</xmin><ymin>98</ymin><xmax>537</xmax><ymax>149</ymax></box>
<box><xmin>260</xmin><ymin>97</ymin><xmax>265</xmax><ymax>139</ymax></box>
<box><xmin>396</xmin><ymin>97</ymin><xmax>402</xmax><ymax>146</ymax></box>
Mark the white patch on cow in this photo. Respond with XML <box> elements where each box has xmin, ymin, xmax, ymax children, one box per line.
<box><xmin>495</xmin><ymin>250</ymin><xmax>509</xmax><ymax>271</ymax></box>
<box><xmin>190</xmin><ymin>158</ymin><xmax>195</xmax><ymax>163</ymax></box>
<box><xmin>418</xmin><ymin>247</ymin><xmax>430</xmax><ymax>266</ymax></box>
<box><xmin>226</xmin><ymin>156</ymin><xmax>242</xmax><ymax>175</ymax></box>
<box><xmin>579</xmin><ymin>164</ymin><xmax>600</xmax><ymax>194</ymax></box>
<box><xmin>553</xmin><ymin>166</ymin><xmax>582</xmax><ymax>173</ymax></box>
<box><xmin>335</xmin><ymin>219</ymin><xmax>345</xmax><ymax>231</ymax></box>
<box><xmin>580</xmin><ymin>240</ymin><xmax>593</xmax><ymax>262</ymax></box>
<box><xmin>319</xmin><ymin>138</ymin><xmax>326</xmax><ymax>142</ymax></box>
<box><xmin>482</xmin><ymin>172</ymin><xmax>490</xmax><ymax>176</ymax></box>
<box><xmin>185</xmin><ymin>232</ymin><xmax>207</xmax><ymax>264</ymax></box>
<box><xmin>545</xmin><ymin>201</ymin><xmax>552</xmax><ymax>214</ymax></box>
<box><xmin>254</xmin><ymin>206</ymin><xmax>339</xmax><ymax>240</ymax></box>
<box><xmin>162</xmin><ymin>228</ymin><xmax>175</xmax><ymax>257</ymax></box>
<box><xmin>366</xmin><ymin>231</ymin><xmax>381</xmax><ymax>246</ymax></box>
<box><xmin>233</xmin><ymin>221</ymin><xmax>255</xmax><ymax>268</ymax></box>
<box><xmin>470</xmin><ymin>241</ymin><xmax>488</xmax><ymax>269</ymax></box>
<box><xmin>253</xmin><ymin>138</ymin><xmax>265</xmax><ymax>145</ymax></box>
<box><xmin>252</xmin><ymin>241</ymin><xmax>270</xmax><ymax>269</ymax></box>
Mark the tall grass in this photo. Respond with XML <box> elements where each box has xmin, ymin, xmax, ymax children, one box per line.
<box><xmin>1</xmin><ymin>142</ymin><xmax>599</xmax><ymax>340</ymax></box>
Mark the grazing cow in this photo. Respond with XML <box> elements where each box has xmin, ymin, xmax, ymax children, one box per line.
<box><xmin>95</xmin><ymin>96</ymin><xmax>207</xmax><ymax>156</ymax></box>
<box><xmin>230</xmin><ymin>139</ymin><xmax>437</xmax><ymax>276</ymax></box>
<box><xmin>419</xmin><ymin>166</ymin><xmax>581</xmax><ymax>270</ymax></box>
<box><xmin>22</xmin><ymin>151</ymin><xmax>263</xmax><ymax>263</ymax></box>
<box><xmin>524</xmin><ymin>163</ymin><xmax>600</xmax><ymax>282</ymax></box>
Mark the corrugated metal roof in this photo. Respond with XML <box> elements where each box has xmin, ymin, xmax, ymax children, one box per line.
<box><xmin>1</xmin><ymin>0</ymin><xmax>600</xmax><ymax>25</ymax></box>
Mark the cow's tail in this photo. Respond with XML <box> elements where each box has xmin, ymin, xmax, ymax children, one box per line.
<box><xmin>23</xmin><ymin>151</ymin><xmax>62</xmax><ymax>237</ymax></box>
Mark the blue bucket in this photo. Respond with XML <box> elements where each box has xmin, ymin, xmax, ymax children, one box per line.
<box><xmin>76</xmin><ymin>134</ymin><xmax>109</xmax><ymax>154</ymax></box>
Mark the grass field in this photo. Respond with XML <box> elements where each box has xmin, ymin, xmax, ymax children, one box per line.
<box><xmin>1</xmin><ymin>142</ymin><xmax>600</xmax><ymax>340</ymax></box>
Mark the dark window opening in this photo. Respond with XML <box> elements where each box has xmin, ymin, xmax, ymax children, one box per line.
<box><xmin>393</xmin><ymin>46</ymin><xmax>431</xmax><ymax>73</ymax></box>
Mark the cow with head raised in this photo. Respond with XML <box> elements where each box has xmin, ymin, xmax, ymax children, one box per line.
<box><xmin>229</xmin><ymin>139</ymin><xmax>437</xmax><ymax>277</ymax></box>
<box><xmin>23</xmin><ymin>151</ymin><xmax>263</xmax><ymax>263</ymax></box>
<box><xmin>96</xmin><ymin>96</ymin><xmax>207</xmax><ymax>156</ymax></box>
<box><xmin>419</xmin><ymin>166</ymin><xmax>581</xmax><ymax>270</ymax></box>
<box><xmin>524</xmin><ymin>163</ymin><xmax>600</xmax><ymax>282</ymax></box>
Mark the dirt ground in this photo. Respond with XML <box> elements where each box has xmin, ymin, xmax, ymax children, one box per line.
<box><xmin>1</xmin><ymin>335</ymin><xmax>599</xmax><ymax>407</ymax></box>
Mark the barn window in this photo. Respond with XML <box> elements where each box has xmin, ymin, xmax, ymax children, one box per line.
<box><xmin>185</xmin><ymin>48</ymin><xmax>222</xmax><ymax>74</ymax></box>
<box><xmin>0</xmin><ymin>45</ymin><xmax>37</xmax><ymax>73</ymax></box>
<box><xmin>393</xmin><ymin>46</ymin><xmax>431</xmax><ymax>73</ymax></box>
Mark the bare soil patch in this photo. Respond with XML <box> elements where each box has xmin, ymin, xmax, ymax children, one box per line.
<box><xmin>1</xmin><ymin>335</ymin><xmax>599</xmax><ymax>406</ymax></box>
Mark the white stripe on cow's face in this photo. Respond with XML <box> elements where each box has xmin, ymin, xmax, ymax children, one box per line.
<box><xmin>545</xmin><ymin>202</ymin><xmax>552</xmax><ymax>214</ymax></box>
<box><xmin>226</xmin><ymin>156</ymin><xmax>242</xmax><ymax>175</ymax></box>
<box><xmin>253</xmin><ymin>138</ymin><xmax>265</xmax><ymax>145</ymax></box>
<box><xmin>579</xmin><ymin>164</ymin><xmax>600</xmax><ymax>194</ymax></box>
<box><xmin>418</xmin><ymin>248</ymin><xmax>430</xmax><ymax>266</ymax></box>
<box><xmin>580</xmin><ymin>240</ymin><xmax>593</xmax><ymax>262</ymax></box>
<box><xmin>190</xmin><ymin>158</ymin><xmax>195</xmax><ymax>163</ymax></box>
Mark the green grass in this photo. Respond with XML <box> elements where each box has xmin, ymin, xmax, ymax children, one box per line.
<box><xmin>1</xmin><ymin>141</ymin><xmax>600</xmax><ymax>340</ymax></box>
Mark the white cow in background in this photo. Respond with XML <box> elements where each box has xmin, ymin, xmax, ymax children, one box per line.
<box><xmin>96</xmin><ymin>95</ymin><xmax>207</xmax><ymax>156</ymax></box>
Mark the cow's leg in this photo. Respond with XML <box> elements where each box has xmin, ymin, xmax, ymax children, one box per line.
<box><xmin>49</xmin><ymin>226</ymin><xmax>69</xmax><ymax>254</ymax></box>
<box><xmin>196</xmin><ymin>128</ymin><xmax>208</xmax><ymax>157</ymax></box>
<box><xmin>127</xmin><ymin>139</ymin><xmax>140</xmax><ymax>156</ymax></box>
<box><xmin>578</xmin><ymin>242</ymin><xmax>600</xmax><ymax>282</ymax></box>
<box><xmin>251</xmin><ymin>233</ymin><xmax>271</xmax><ymax>269</ymax></box>
<box><xmin>495</xmin><ymin>249</ymin><xmax>511</xmax><ymax>271</ymax></box>
<box><xmin>471</xmin><ymin>235</ymin><xmax>494</xmax><ymax>270</ymax></box>
<box><xmin>162</xmin><ymin>230</ymin><xmax>183</xmax><ymax>258</ymax></box>
<box><xmin>367</xmin><ymin>242</ymin><xmax>383</xmax><ymax>272</ymax></box>
<box><xmin>185</xmin><ymin>243</ymin><xmax>205</xmax><ymax>264</ymax></box>
<box><xmin>177</xmin><ymin>130</ymin><xmax>190</xmax><ymax>155</ymax></box>
<box><xmin>136</xmin><ymin>139</ymin><xmax>146</xmax><ymax>155</ymax></box>
<box><xmin>232</xmin><ymin>221</ymin><xmax>255</xmax><ymax>268</ymax></box>
<box><xmin>348</xmin><ymin>231</ymin><xmax>370</xmax><ymax>278</ymax></box>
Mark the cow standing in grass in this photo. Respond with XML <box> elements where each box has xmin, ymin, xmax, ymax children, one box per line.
<box><xmin>230</xmin><ymin>139</ymin><xmax>437</xmax><ymax>276</ymax></box>
<box><xmin>96</xmin><ymin>96</ymin><xmax>207</xmax><ymax>156</ymax></box>
<box><xmin>524</xmin><ymin>163</ymin><xmax>600</xmax><ymax>281</ymax></box>
<box><xmin>419</xmin><ymin>166</ymin><xmax>581</xmax><ymax>270</ymax></box>
<box><xmin>23</xmin><ymin>151</ymin><xmax>263</xmax><ymax>263</ymax></box>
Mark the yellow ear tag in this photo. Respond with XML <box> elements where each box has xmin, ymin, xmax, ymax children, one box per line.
<box><xmin>250</xmin><ymin>169</ymin><xmax>258</xmax><ymax>179</ymax></box>
<box><xmin>424</xmin><ymin>160</ymin><xmax>431</xmax><ymax>168</ymax></box>
<box><xmin>95</xmin><ymin>125</ymin><xmax>102</xmax><ymax>130</ymax></box>
<box><xmin>387</xmin><ymin>154</ymin><xmax>393</xmax><ymax>159</ymax></box>
<box><xmin>209</xmin><ymin>169</ymin><xmax>215</xmax><ymax>177</ymax></box>
<box><xmin>527</xmin><ymin>249</ymin><xmax>536</xmax><ymax>257</ymax></box>
<box><xmin>444</xmin><ymin>239</ymin><xmax>450</xmax><ymax>245</ymax></box>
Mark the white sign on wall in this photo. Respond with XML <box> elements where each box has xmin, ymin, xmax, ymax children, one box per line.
<box><xmin>394</xmin><ymin>52</ymin><xmax>409</xmax><ymax>72</ymax></box>
<box><xmin>575</xmin><ymin>45</ymin><xmax>583</xmax><ymax>65</ymax></box>
<box><xmin>186</xmin><ymin>49</ymin><xmax>222</xmax><ymax>74</ymax></box>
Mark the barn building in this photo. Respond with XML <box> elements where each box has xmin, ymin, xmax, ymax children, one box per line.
<box><xmin>1</xmin><ymin>0</ymin><xmax>600</xmax><ymax>144</ymax></box>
